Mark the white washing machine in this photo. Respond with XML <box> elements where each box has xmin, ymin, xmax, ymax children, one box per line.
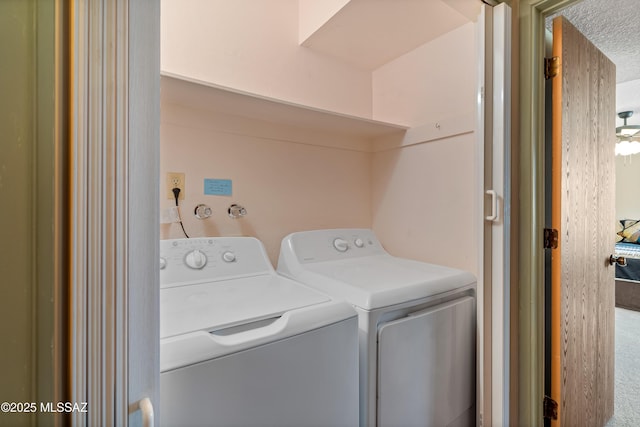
<box><xmin>277</xmin><ymin>229</ymin><xmax>477</xmax><ymax>427</ymax></box>
<box><xmin>160</xmin><ymin>236</ymin><xmax>359</xmax><ymax>427</ymax></box>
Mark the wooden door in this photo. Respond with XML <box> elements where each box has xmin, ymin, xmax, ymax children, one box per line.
<box><xmin>550</xmin><ymin>16</ymin><xmax>616</xmax><ymax>427</ymax></box>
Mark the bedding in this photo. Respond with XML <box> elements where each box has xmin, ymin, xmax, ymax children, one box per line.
<box><xmin>618</xmin><ymin>219</ymin><xmax>640</xmax><ymax>243</ymax></box>
<box><xmin>614</xmin><ymin>242</ymin><xmax>640</xmax><ymax>311</ymax></box>
<box><xmin>615</xmin><ymin>220</ymin><xmax>640</xmax><ymax>311</ymax></box>
<box><xmin>614</xmin><ymin>242</ymin><xmax>640</xmax><ymax>281</ymax></box>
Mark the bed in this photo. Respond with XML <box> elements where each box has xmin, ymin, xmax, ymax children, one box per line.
<box><xmin>615</xmin><ymin>220</ymin><xmax>640</xmax><ymax>311</ymax></box>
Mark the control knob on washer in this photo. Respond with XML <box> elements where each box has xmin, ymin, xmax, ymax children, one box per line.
<box><xmin>184</xmin><ymin>249</ymin><xmax>207</xmax><ymax>269</ymax></box>
<box><xmin>222</xmin><ymin>251</ymin><xmax>236</xmax><ymax>263</ymax></box>
<box><xmin>333</xmin><ymin>238</ymin><xmax>349</xmax><ymax>252</ymax></box>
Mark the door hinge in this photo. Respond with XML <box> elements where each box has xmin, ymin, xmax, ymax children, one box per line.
<box><xmin>543</xmin><ymin>228</ymin><xmax>559</xmax><ymax>249</ymax></box>
<box><xmin>545</xmin><ymin>56</ymin><xmax>559</xmax><ymax>79</ymax></box>
<box><xmin>543</xmin><ymin>395</ymin><xmax>558</xmax><ymax>420</ymax></box>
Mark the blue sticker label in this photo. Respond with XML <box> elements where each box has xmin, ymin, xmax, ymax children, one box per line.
<box><xmin>204</xmin><ymin>179</ymin><xmax>232</xmax><ymax>196</ymax></box>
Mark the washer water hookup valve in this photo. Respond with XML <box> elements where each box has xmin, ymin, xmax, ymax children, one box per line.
<box><xmin>194</xmin><ymin>204</ymin><xmax>212</xmax><ymax>219</ymax></box>
<box><xmin>228</xmin><ymin>204</ymin><xmax>247</xmax><ymax>219</ymax></box>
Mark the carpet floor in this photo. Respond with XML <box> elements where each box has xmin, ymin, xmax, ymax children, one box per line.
<box><xmin>605</xmin><ymin>307</ymin><xmax>640</xmax><ymax>426</ymax></box>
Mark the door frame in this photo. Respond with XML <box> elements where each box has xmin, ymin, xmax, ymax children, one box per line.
<box><xmin>480</xmin><ymin>3</ymin><xmax>513</xmax><ymax>426</ymax></box>
<box><xmin>508</xmin><ymin>0</ymin><xmax>582</xmax><ymax>425</ymax></box>
<box><xmin>68</xmin><ymin>0</ymin><xmax>160</xmax><ymax>424</ymax></box>
<box><xmin>66</xmin><ymin>0</ymin><xmax>600</xmax><ymax>424</ymax></box>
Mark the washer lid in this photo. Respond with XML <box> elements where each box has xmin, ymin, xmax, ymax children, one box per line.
<box><xmin>160</xmin><ymin>274</ymin><xmax>330</xmax><ymax>339</ymax></box>
<box><xmin>301</xmin><ymin>255</ymin><xmax>476</xmax><ymax>309</ymax></box>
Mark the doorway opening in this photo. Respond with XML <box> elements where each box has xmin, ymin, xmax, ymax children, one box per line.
<box><xmin>544</xmin><ymin>0</ymin><xmax>640</xmax><ymax>425</ymax></box>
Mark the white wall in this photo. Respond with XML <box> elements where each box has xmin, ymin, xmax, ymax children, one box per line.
<box><xmin>298</xmin><ymin>0</ymin><xmax>349</xmax><ymax>43</ymax></box>
<box><xmin>372</xmin><ymin>22</ymin><xmax>477</xmax><ymax>127</ymax></box>
<box><xmin>616</xmin><ymin>79</ymin><xmax>640</xmax><ymax>120</ymax></box>
<box><xmin>615</xmin><ymin>79</ymin><xmax>640</xmax><ymax>220</ymax></box>
<box><xmin>370</xmin><ymin>22</ymin><xmax>478</xmax><ymax>275</ymax></box>
<box><xmin>616</xmin><ymin>154</ymin><xmax>640</xmax><ymax>220</ymax></box>
<box><xmin>371</xmin><ymin>133</ymin><xmax>477</xmax><ymax>274</ymax></box>
<box><xmin>160</xmin><ymin>1</ymin><xmax>480</xmax><ymax>275</ymax></box>
<box><xmin>161</xmin><ymin>102</ymin><xmax>372</xmax><ymax>263</ymax></box>
<box><xmin>161</xmin><ymin>0</ymin><xmax>372</xmax><ymax>118</ymax></box>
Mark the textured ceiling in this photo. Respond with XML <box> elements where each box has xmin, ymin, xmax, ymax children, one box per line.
<box><xmin>546</xmin><ymin>0</ymin><xmax>640</xmax><ymax>121</ymax></box>
<box><xmin>547</xmin><ymin>0</ymin><xmax>640</xmax><ymax>85</ymax></box>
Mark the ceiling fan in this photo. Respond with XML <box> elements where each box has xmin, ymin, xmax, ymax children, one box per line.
<box><xmin>615</xmin><ymin>111</ymin><xmax>640</xmax><ymax>156</ymax></box>
<box><xmin>617</xmin><ymin>111</ymin><xmax>640</xmax><ymax>140</ymax></box>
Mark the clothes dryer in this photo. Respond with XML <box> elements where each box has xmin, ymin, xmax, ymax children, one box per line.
<box><xmin>278</xmin><ymin>229</ymin><xmax>477</xmax><ymax>427</ymax></box>
<box><xmin>160</xmin><ymin>236</ymin><xmax>359</xmax><ymax>427</ymax></box>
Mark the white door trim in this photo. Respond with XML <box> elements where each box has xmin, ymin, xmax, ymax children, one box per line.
<box><xmin>69</xmin><ymin>0</ymin><xmax>130</xmax><ymax>424</ymax></box>
<box><xmin>68</xmin><ymin>0</ymin><xmax>159</xmax><ymax>425</ymax></box>
<box><xmin>490</xmin><ymin>4</ymin><xmax>512</xmax><ymax>426</ymax></box>
<box><xmin>479</xmin><ymin>3</ymin><xmax>512</xmax><ymax>426</ymax></box>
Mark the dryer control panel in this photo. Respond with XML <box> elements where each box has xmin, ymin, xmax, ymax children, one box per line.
<box><xmin>283</xmin><ymin>229</ymin><xmax>387</xmax><ymax>264</ymax></box>
<box><xmin>160</xmin><ymin>237</ymin><xmax>272</xmax><ymax>288</ymax></box>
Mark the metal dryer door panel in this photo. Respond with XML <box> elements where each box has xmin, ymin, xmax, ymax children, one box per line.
<box><xmin>377</xmin><ymin>296</ymin><xmax>475</xmax><ymax>427</ymax></box>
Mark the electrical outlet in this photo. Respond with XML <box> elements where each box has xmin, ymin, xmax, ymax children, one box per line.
<box><xmin>167</xmin><ymin>172</ymin><xmax>185</xmax><ymax>200</ymax></box>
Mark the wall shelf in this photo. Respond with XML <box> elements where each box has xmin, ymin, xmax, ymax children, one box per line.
<box><xmin>161</xmin><ymin>73</ymin><xmax>408</xmax><ymax>140</ymax></box>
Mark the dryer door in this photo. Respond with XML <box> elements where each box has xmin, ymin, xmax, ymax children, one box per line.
<box><xmin>377</xmin><ymin>296</ymin><xmax>476</xmax><ymax>427</ymax></box>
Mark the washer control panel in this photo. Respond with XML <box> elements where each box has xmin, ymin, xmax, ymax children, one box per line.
<box><xmin>160</xmin><ymin>237</ymin><xmax>272</xmax><ymax>288</ymax></box>
<box><xmin>285</xmin><ymin>229</ymin><xmax>386</xmax><ymax>263</ymax></box>
<box><xmin>184</xmin><ymin>249</ymin><xmax>208</xmax><ymax>269</ymax></box>
<box><xmin>333</xmin><ymin>238</ymin><xmax>349</xmax><ymax>252</ymax></box>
